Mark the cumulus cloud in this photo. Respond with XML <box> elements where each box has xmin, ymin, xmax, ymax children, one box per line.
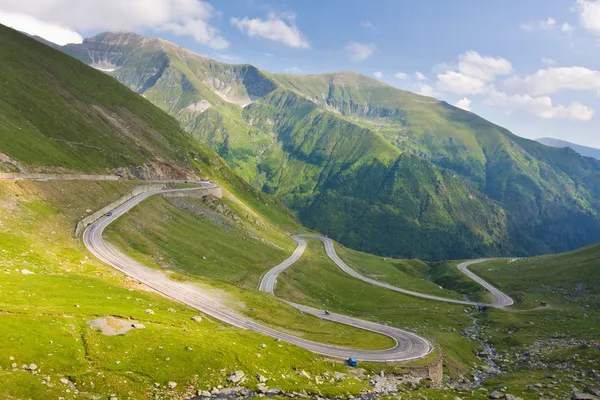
<box><xmin>373</xmin><ymin>71</ymin><xmax>383</xmax><ymax>79</ymax></box>
<box><xmin>345</xmin><ymin>42</ymin><xmax>377</xmax><ymax>62</ymax></box>
<box><xmin>436</xmin><ymin>71</ymin><xmax>488</xmax><ymax>95</ymax></box>
<box><xmin>520</xmin><ymin>17</ymin><xmax>556</xmax><ymax>31</ymax></box>
<box><xmin>394</xmin><ymin>72</ymin><xmax>407</xmax><ymax>79</ymax></box>
<box><xmin>230</xmin><ymin>13</ymin><xmax>309</xmax><ymax>48</ymax></box>
<box><xmin>457</xmin><ymin>50</ymin><xmax>512</xmax><ymax>81</ymax></box>
<box><xmin>417</xmin><ymin>84</ymin><xmax>440</xmax><ymax>97</ymax></box>
<box><xmin>503</xmin><ymin>66</ymin><xmax>600</xmax><ymax>95</ymax></box>
<box><xmin>0</xmin><ymin>9</ymin><xmax>82</xmax><ymax>44</ymax></box>
<box><xmin>0</xmin><ymin>0</ymin><xmax>228</xmax><ymax>48</ymax></box>
<box><xmin>415</xmin><ymin>71</ymin><xmax>428</xmax><ymax>80</ymax></box>
<box><xmin>577</xmin><ymin>0</ymin><xmax>600</xmax><ymax>33</ymax></box>
<box><xmin>521</xmin><ymin>17</ymin><xmax>574</xmax><ymax>34</ymax></box>
<box><xmin>434</xmin><ymin>51</ymin><xmax>511</xmax><ymax>95</ymax></box>
<box><xmin>484</xmin><ymin>89</ymin><xmax>594</xmax><ymax>121</ymax></box>
<box><xmin>455</xmin><ymin>97</ymin><xmax>472</xmax><ymax>111</ymax></box>
<box><xmin>561</xmin><ymin>22</ymin><xmax>574</xmax><ymax>33</ymax></box>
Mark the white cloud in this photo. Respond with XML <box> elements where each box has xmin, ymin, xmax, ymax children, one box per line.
<box><xmin>436</xmin><ymin>71</ymin><xmax>488</xmax><ymax>95</ymax></box>
<box><xmin>520</xmin><ymin>17</ymin><xmax>556</xmax><ymax>31</ymax></box>
<box><xmin>457</xmin><ymin>50</ymin><xmax>512</xmax><ymax>81</ymax></box>
<box><xmin>415</xmin><ymin>71</ymin><xmax>427</xmax><ymax>80</ymax></box>
<box><xmin>265</xmin><ymin>52</ymin><xmax>274</xmax><ymax>57</ymax></box>
<box><xmin>230</xmin><ymin>13</ymin><xmax>309</xmax><ymax>48</ymax></box>
<box><xmin>394</xmin><ymin>72</ymin><xmax>408</xmax><ymax>80</ymax></box>
<box><xmin>484</xmin><ymin>89</ymin><xmax>594</xmax><ymax>121</ymax></box>
<box><xmin>577</xmin><ymin>0</ymin><xmax>600</xmax><ymax>33</ymax></box>
<box><xmin>503</xmin><ymin>66</ymin><xmax>600</xmax><ymax>95</ymax></box>
<box><xmin>360</xmin><ymin>20</ymin><xmax>374</xmax><ymax>29</ymax></box>
<box><xmin>541</xmin><ymin>57</ymin><xmax>557</xmax><ymax>65</ymax></box>
<box><xmin>373</xmin><ymin>71</ymin><xmax>383</xmax><ymax>79</ymax></box>
<box><xmin>345</xmin><ymin>42</ymin><xmax>377</xmax><ymax>62</ymax></box>
<box><xmin>0</xmin><ymin>0</ymin><xmax>228</xmax><ymax>48</ymax></box>
<box><xmin>417</xmin><ymin>84</ymin><xmax>440</xmax><ymax>97</ymax></box>
<box><xmin>455</xmin><ymin>97</ymin><xmax>472</xmax><ymax>111</ymax></box>
<box><xmin>521</xmin><ymin>17</ymin><xmax>574</xmax><ymax>35</ymax></box>
<box><xmin>561</xmin><ymin>22</ymin><xmax>574</xmax><ymax>33</ymax></box>
<box><xmin>0</xmin><ymin>10</ymin><xmax>82</xmax><ymax>44</ymax></box>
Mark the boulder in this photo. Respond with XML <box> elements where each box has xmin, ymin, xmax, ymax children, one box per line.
<box><xmin>257</xmin><ymin>374</ymin><xmax>268</xmax><ymax>383</ymax></box>
<box><xmin>145</xmin><ymin>309</ymin><xmax>154</xmax><ymax>315</ymax></box>
<box><xmin>191</xmin><ymin>316</ymin><xmax>203</xmax><ymax>322</ymax></box>
<box><xmin>257</xmin><ymin>383</ymin><xmax>268</xmax><ymax>394</ymax></box>
<box><xmin>572</xmin><ymin>393</ymin><xmax>600</xmax><ymax>400</ymax></box>
<box><xmin>228</xmin><ymin>371</ymin><xmax>245</xmax><ymax>383</ymax></box>
<box><xmin>131</xmin><ymin>323</ymin><xmax>145</xmax><ymax>329</ymax></box>
<box><xmin>167</xmin><ymin>381</ymin><xmax>177</xmax><ymax>389</ymax></box>
<box><xmin>300</xmin><ymin>370</ymin><xmax>311</xmax><ymax>379</ymax></box>
<box><xmin>489</xmin><ymin>391</ymin><xmax>504</xmax><ymax>399</ymax></box>
<box><xmin>504</xmin><ymin>395</ymin><xmax>522</xmax><ymax>400</ymax></box>
<box><xmin>585</xmin><ymin>387</ymin><xmax>600</xmax><ymax>397</ymax></box>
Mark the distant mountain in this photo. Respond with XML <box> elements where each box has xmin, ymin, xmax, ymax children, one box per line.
<box><xmin>55</xmin><ymin>31</ymin><xmax>600</xmax><ymax>260</ymax></box>
<box><xmin>537</xmin><ymin>138</ymin><xmax>600</xmax><ymax>160</ymax></box>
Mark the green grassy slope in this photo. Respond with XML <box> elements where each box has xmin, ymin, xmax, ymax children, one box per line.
<box><xmin>0</xmin><ymin>181</ymin><xmax>375</xmax><ymax>399</ymax></box>
<box><xmin>104</xmin><ymin>193</ymin><xmax>396</xmax><ymax>350</ymax></box>
<box><xmin>1</xmin><ymin>24</ymin><xmax>299</xmax><ymax>233</ymax></box>
<box><xmin>471</xmin><ymin>244</ymin><xmax>600</xmax><ymax>309</ymax></box>
<box><xmin>0</xmin><ymin>26</ymin><xmax>195</xmax><ymax>174</ymax></box>
<box><xmin>58</xmin><ymin>30</ymin><xmax>600</xmax><ymax>262</ymax></box>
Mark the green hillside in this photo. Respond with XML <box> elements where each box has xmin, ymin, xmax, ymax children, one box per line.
<box><xmin>0</xmin><ymin>25</ymin><xmax>298</xmax><ymax>230</ymax></box>
<box><xmin>0</xmin><ymin>26</ymin><xmax>375</xmax><ymax>398</ymax></box>
<box><xmin>471</xmin><ymin>243</ymin><xmax>600</xmax><ymax>308</ymax></box>
<box><xmin>59</xmin><ymin>31</ymin><xmax>600</xmax><ymax>261</ymax></box>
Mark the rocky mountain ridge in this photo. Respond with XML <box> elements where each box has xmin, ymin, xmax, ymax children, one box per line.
<box><xmin>56</xmin><ymin>31</ymin><xmax>600</xmax><ymax>260</ymax></box>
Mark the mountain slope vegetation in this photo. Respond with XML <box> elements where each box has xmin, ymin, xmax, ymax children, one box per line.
<box><xmin>60</xmin><ymin>31</ymin><xmax>600</xmax><ymax>260</ymax></box>
<box><xmin>1</xmin><ymin>25</ymin><xmax>297</xmax><ymax>229</ymax></box>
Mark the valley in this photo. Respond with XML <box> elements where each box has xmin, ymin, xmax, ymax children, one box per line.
<box><xmin>0</xmin><ymin>22</ymin><xmax>599</xmax><ymax>400</ymax></box>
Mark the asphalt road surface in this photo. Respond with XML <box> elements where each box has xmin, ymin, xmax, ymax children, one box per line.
<box><xmin>261</xmin><ymin>235</ymin><xmax>513</xmax><ymax>308</ymax></box>
<box><xmin>83</xmin><ymin>185</ymin><xmax>433</xmax><ymax>362</ymax></box>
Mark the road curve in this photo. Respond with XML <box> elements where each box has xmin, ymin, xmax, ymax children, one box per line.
<box><xmin>260</xmin><ymin>235</ymin><xmax>513</xmax><ymax>308</ymax></box>
<box><xmin>83</xmin><ymin>185</ymin><xmax>433</xmax><ymax>362</ymax></box>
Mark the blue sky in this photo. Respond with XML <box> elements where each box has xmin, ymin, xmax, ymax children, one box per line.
<box><xmin>2</xmin><ymin>0</ymin><xmax>600</xmax><ymax>147</ymax></box>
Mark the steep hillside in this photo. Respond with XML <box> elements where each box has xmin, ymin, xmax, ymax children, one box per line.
<box><xmin>537</xmin><ymin>137</ymin><xmax>600</xmax><ymax>160</ymax></box>
<box><xmin>1</xmin><ymin>25</ymin><xmax>298</xmax><ymax>229</ymax></box>
<box><xmin>59</xmin><ymin>31</ymin><xmax>600</xmax><ymax>260</ymax></box>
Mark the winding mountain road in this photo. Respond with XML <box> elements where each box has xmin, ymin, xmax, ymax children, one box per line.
<box><xmin>82</xmin><ymin>184</ymin><xmax>512</xmax><ymax>362</ymax></box>
<box><xmin>261</xmin><ymin>235</ymin><xmax>513</xmax><ymax>308</ymax></box>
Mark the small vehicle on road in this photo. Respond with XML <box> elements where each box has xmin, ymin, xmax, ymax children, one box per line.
<box><xmin>105</xmin><ymin>212</ymin><xmax>113</xmax><ymax>217</ymax></box>
<box><xmin>324</xmin><ymin>310</ymin><xmax>330</xmax><ymax>315</ymax></box>
<box><xmin>347</xmin><ymin>357</ymin><xmax>357</xmax><ymax>367</ymax></box>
